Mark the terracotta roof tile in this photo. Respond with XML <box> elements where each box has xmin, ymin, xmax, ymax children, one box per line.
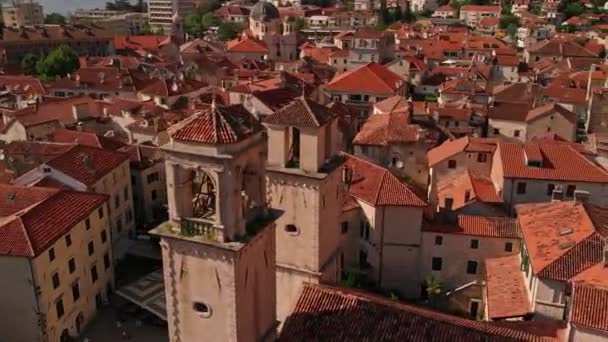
<box><xmin>0</xmin><ymin>184</ymin><xmax>107</xmax><ymax>257</ymax></box>
<box><xmin>428</xmin><ymin>137</ymin><xmax>497</xmax><ymax>166</ymax></box>
<box><xmin>52</xmin><ymin>129</ymin><xmax>126</xmax><ymax>151</ymax></box>
<box><xmin>343</xmin><ymin>154</ymin><xmax>426</xmax><ymax>207</ymax></box>
<box><xmin>436</xmin><ymin>170</ymin><xmax>502</xmax><ymax>211</ymax></box>
<box><xmin>1</xmin><ymin>24</ymin><xmax>112</xmax><ymax>43</ymax></box>
<box><xmin>226</xmin><ymin>36</ymin><xmax>269</xmax><ymax>53</ymax></box>
<box><xmin>486</xmin><ymin>255</ymin><xmax>532</xmax><ymax>319</ymax></box>
<box><xmin>423</xmin><ymin>215</ymin><xmax>520</xmax><ymax>238</ymax></box>
<box><xmin>570</xmin><ymin>284</ymin><xmax>608</xmax><ymax>332</ymax></box>
<box><xmin>353</xmin><ymin>111</ymin><xmax>419</xmax><ymax>146</ymax></box>
<box><xmin>170</xmin><ymin>104</ymin><xmax>261</xmax><ymax>144</ymax></box>
<box><xmin>373</xmin><ymin>95</ymin><xmax>409</xmax><ymax>114</ymax></box>
<box><xmin>46</xmin><ymin>145</ymin><xmax>129</xmax><ymax>186</ymax></box>
<box><xmin>460</xmin><ymin>5</ymin><xmax>501</xmax><ymax>12</ymax></box>
<box><xmin>326</xmin><ymin>62</ymin><xmax>404</xmax><ymax>94</ymax></box>
<box><xmin>114</xmin><ymin>35</ymin><xmax>172</xmax><ymax>52</ymax></box>
<box><xmin>279</xmin><ymin>283</ymin><xmax>560</xmax><ymax>341</ymax></box>
<box><xmin>263</xmin><ymin>97</ymin><xmax>334</xmax><ymax>128</ymax></box>
<box><xmin>516</xmin><ymin>201</ymin><xmax>608</xmax><ymax>280</ymax></box>
<box><xmin>499</xmin><ymin>142</ymin><xmax>608</xmax><ymax>182</ymax></box>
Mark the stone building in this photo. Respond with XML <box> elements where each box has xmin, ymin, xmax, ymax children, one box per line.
<box><xmin>150</xmin><ymin>102</ymin><xmax>280</xmax><ymax>342</ymax></box>
<box><xmin>262</xmin><ymin>96</ymin><xmax>345</xmax><ymax>323</ymax></box>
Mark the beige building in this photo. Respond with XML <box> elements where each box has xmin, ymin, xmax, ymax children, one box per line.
<box><xmin>488</xmin><ymin>103</ymin><xmax>578</xmax><ymax>142</ymax></box>
<box><xmin>263</xmin><ymin>97</ymin><xmax>345</xmax><ymax>323</ymax></box>
<box><xmin>150</xmin><ymin>103</ymin><xmax>279</xmax><ymax>342</ymax></box>
<box><xmin>491</xmin><ymin>141</ymin><xmax>608</xmax><ymax>212</ymax></box>
<box><xmin>0</xmin><ymin>185</ymin><xmax>112</xmax><ymax>342</ymax></box>
<box><xmin>420</xmin><ymin>215</ymin><xmax>521</xmax><ymax>318</ymax></box>
<box><xmin>516</xmin><ymin>201</ymin><xmax>608</xmax><ymax>321</ymax></box>
<box><xmin>97</xmin><ymin>12</ymin><xmax>150</xmax><ymax>36</ymax></box>
<box><xmin>147</xmin><ymin>0</ymin><xmax>191</xmax><ymax>35</ymax></box>
<box><xmin>458</xmin><ymin>5</ymin><xmax>500</xmax><ymax>28</ymax></box>
<box><xmin>2</xmin><ymin>0</ymin><xmax>44</xmax><ymax>28</ymax></box>
<box><xmin>341</xmin><ymin>154</ymin><xmax>427</xmax><ymax>299</ymax></box>
<box><xmin>14</xmin><ymin>144</ymin><xmax>135</xmax><ymax>259</ymax></box>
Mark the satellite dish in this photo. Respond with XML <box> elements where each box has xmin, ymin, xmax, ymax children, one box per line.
<box><xmin>395</xmin><ymin>161</ymin><xmax>404</xmax><ymax>169</ymax></box>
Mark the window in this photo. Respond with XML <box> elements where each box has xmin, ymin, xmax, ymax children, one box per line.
<box><xmin>101</xmin><ymin>229</ymin><xmax>107</xmax><ymax>243</ymax></box>
<box><xmin>124</xmin><ymin>187</ymin><xmax>129</xmax><ymax>201</ymax></box>
<box><xmin>193</xmin><ymin>302</ymin><xmax>212</xmax><ymax>317</ymax></box>
<box><xmin>493</xmin><ymin>128</ymin><xmax>500</xmax><ymax>135</ymax></box>
<box><xmin>466</xmin><ymin>261</ymin><xmax>478</xmax><ymax>274</ymax></box>
<box><xmin>52</xmin><ymin>273</ymin><xmax>60</xmax><ymax>289</ymax></box>
<box><xmin>469</xmin><ymin>300</ymin><xmax>480</xmax><ymax>318</ymax></box>
<box><xmin>104</xmin><ymin>253</ymin><xmax>111</xmax><ymax>270</ymax></box>
<box><xmin>547</xmin><ymin>184</ymin><xmax>555</xmax><ymax>196</ymax></box>
<box><xmin>114</xmin><ymin>194</ymin><xmax>120</xmax><ymax>209</ymax></box>
<box><xmin>116</xmin><ymin>217</ymin><xmax>122</xmax><ymax>233</ymax></box>
<box><xmin>505</xmin><ymin>242</ymin><xmax>513</xmax><ymax>252</ymax></box>
<box><xmin>56</xmin><ymin>298</ymin><xmax>64</xmax><ymax>319</ymax></box>
<box><xmin>65</xmin><ymin>234</ymin><xmax>72</xmax><ymax>247</ymax></box>
<box><xmin>444</xmin><ymin>197</ymin><xmax>454</xmax><ymax>210</ymax></box>
<box><xmin>72</xmin><ymin>282</ymin><xmax>80</xmax><ymax>302</ymax></box>
<box><xmin>566</xmin><ymin>185</ymin><xmax>576</xmax><ymax>197</ymax></box>
<box><xmin>514</xmin><ymin>130</ymin><xmax>520</xmax><ymax>137</ymax></box>
<box><xmin>464</xmin><ymin>190</ymin><xmax>471</xmax><ymax>202</ymax></box>
<box><xmin>477</xmin><ymin>153</ymin><xmax>487</xmax><ymax>163</ymax></box>
<box><xmin>151</xmin><ymin>190</ymin><xmax>157</xmax><ymax>200</ymax></box>
<box><xmin>147</xmin><ymin>172</ymin><xmax>159</xmax><ymax>184</ymax></box>
<box><xmin>432</xmin><ymin>257</ymin><xmax>442</xmax><ymax>271</ymax></box>
<box><xmin>470</xmin><ymin>239</ymin><xmax>479</xmax><ymax>249</ymax></box>
<box><xmin>126</xmin><ymin>209</ymin><xmax>133</xmax><ymax>223</ymax></box>
<box><xmin>360</xmin><ymin>220</ymin><xmax>371</xmax><ymax>241</ymax></box>
<box><xmin>341</xmin><ymin>221</ymin><xmax>348</xmax><ymax>234</ymax></box>
<box><xmin>85</xmin><ymin>218</ymin><xmax>91</xmax><ymax>230</ymax></box>
<box><xmin>359</xmin><ymin>250</ymin><xmax>369</xmax><ymax>268</ymax></box>
<box><xmin>448</xmin><ymin>160</ymin><xmax>457</xmax><ymax>169</ymax></box>
<box><xmin>285</xmin><ymin>224</ymin><xmax>298</xmax><ymax>235</ymax></box>
<box><xmin>516</xmin><ymin>182</ymin><xmax>527</xmax><ymax>194</ymax></box>
<box><xmin>98</xmin><ymin>207</ymin><xmax>104</xmax><ymax>219</ymax></box>
<box><xmin>91</xmin><ymin>265</ymin><xmax>98</xmax><ymax>283</ymax></box>
<box><xmin>49</xmin><ymin>248</ymin><xmax>55</xmax><ymax>262</ymax></box>
<box><xmin>88</xmin><ymin>241</ymin><xmax>94</xmax><ymax>256</ymax></box>
<box><xmin>435</xmin><ymin>235</ymin><xmax>443</xmax><ymax>245</ymax></box>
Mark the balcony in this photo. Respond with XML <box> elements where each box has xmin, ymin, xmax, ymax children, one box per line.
<box><xmin>178</xmin><ymin>217</ymin><xmax>224</xmax><ymax>241</ymax></box>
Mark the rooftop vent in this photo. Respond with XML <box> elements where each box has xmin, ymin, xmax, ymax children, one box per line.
<box><xmin>7</xmin><ymin>192</ymin><xmax>16</xmax><ymax>200</ymax></box>
<box><xmin>559</xmin><ymin>240</ymin><xmax>576</xmax><ymax>250</ymax></box>
<box><xmin>559</xmin><ymin>227</ymin><xmax>573</xmax><ymax>236</ymax></box>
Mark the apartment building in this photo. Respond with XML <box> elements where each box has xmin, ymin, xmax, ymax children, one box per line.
<box><xmin>71</xmin><ymin>8</ymin><xmax>126</xmax><ymax>21</ymax></box>
<box><xmin>0</xmin><ymin>185</ymin><xmax>112</xmax><ymax>342</ymax></box>
<box><xmin>148</xmin><ymin>0</ymin><xmax>193</xmax><ymax>35</ymax></box>
<box><xmin>97</xmin><ymin>12</ymin><xmax>150</xmax><ymax>36</ymax></box>
<box><xmin>2</xmin><ymin>0</ymin><xmax>44</xmax><ymax>28</ymax></box>
<box><xmin>14</xmin><ymin>145</ymin><xmax>134</xmax><ymax>260</ymax></box>
<box><xmin>459</xmin><ymin>5</ymin><xmax>500</xmax><ymax>28</ymax></box>
<box><xmin>0</xmin><ymin>25</ymin><xmax>114</xmax><ymax>65</ymax></box>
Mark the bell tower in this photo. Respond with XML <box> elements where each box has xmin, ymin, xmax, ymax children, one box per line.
<box><xmin>262</xmin><ymin>97</ymin><xmax>345</xmax><ymax>323</ymax></box>
<box><xmin>150</xmin><ymin>103</ymin><xmax>280</xmax><ymax>342</ymax></box>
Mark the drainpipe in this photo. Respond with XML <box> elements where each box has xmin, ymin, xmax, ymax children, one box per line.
<box><xmin>378</xmin><ymin>206</ymin><xmax>386</xmax><ymax>288</ymax></box>
<box><xmin>28</xmin><ymin>259</ymin><xmax>45</xmax><ymax>342</ymax></box>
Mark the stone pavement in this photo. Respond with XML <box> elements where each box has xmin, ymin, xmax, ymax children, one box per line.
<box><xmin>79</xmin><ymin>307</ymin><xmax>168</xmax><ymax>342</ymax></box>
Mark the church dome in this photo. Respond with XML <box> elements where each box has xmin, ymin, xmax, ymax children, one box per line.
<box><xmin>250</xmin><ymin>1</ymin><xmax>280</xmax><ymax>22</ymax></box>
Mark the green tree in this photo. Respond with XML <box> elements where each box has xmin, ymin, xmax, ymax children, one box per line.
<box><xmin>217</xmin><ymin>22</ymin><xmax>243</xmax><ymax>41</ymax></box>
<box><xmin>35</xmin><ymin>45</ymin><xmax>79</xmax><ymax>79</ymax></box>
<box><xmin>184</xmin><ymin>13</ymin><xmax>203</xmax><ymax>36</ymax></box>
<box><xmin>21</xmin><ymin>53</ymin><xmax>39</xmax><ymax>75</ymax></box>
<box><xmin>392</xmin><ymin>6</ymin><xmax>403</xmax><ymax>22</ymax></box>
<box><xmin>379</xmin><ymin>0</ymin><xmax>391</xmax><ymax>25</ymax></box>
<box><xmin>562</xmin><ymin>2</ymin><xmax>585</xmax><ymax>18</ymax></box>
<box><xmin>295</xmin><ymin>17</ymin><xmax>307</xmax><ymax>32</ymax></box>
<box><xmin>426</xmin><ymin>276</ymin><xmax>443</xmax><ymax>309</ymax></box>
<box><xmin>201</xmin><ymin>13</ymin><xmax>221</xmax><ymax>29</ymax></box>
<box><xmin>506</xmin><ymin>23</ymin><xmax>518</xmax><ymax>38</ymax></box>
<box><xmin>141</xmin><ymin>23</ymin><xmax>155</xmax><ymax>35</ymax></box>
<box><xmin>44</xmin><ymin>13</ymin><xmax>66</xmax><ymax>24</ymax></box>
<box><xmin>403</xmin><ymin>5</ymin><xmax>416</xmax><ymax>22</ymax></box>
<box><xmin>499</xmin><ymin>14</ymin><xmax>520</xmax><ymax>29</ymax></box>
<box><xmin>198</xmin><ymin>0</ymin><xmax>222</xmax><ymax>15</ymax></box>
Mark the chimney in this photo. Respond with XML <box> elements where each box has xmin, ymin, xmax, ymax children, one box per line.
<box><xmin>574</xmin><ymin>190</ymin><xmax>590</xmax><ymax>204</ymax></box>
<box><xmin>72</xmin><ymin>103</ymin><xmax>89</xmax><ymax>121</ymax></box>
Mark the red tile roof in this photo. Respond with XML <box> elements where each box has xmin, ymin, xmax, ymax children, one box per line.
<box><xmin>263</xmin><ymin>97</ymin><xmax>335</xmax><ymax>128</ymax></box>
<box><xmin>428</xmin><ymin>137</ymin><xmax>497</xmax><ymax>166</ymax></box>
<box><xmin>460</xmin><ymin>5</ymin><xmax>501</xmax><ymax>12</ymax></box>
<box><xmin>0</xmin><ymin>184</ymin><xmax>107</xmax><ymax>257</ymax></box>
<box><xmin>52</xmin><ymin>129</ymin><xmax>126</xmax><ymax>151</ymax></box>
<box><xmin>1</xmin><ymin>24</ymin><xmax>112</xmax><ymax>43</ymax></box>
<box><xmin>46</xmin><ymin>145</ymin><xmax>129</xmax><ymax>186</ymax></box>
<box><xmin>353</xmin><ymin>111</ymin><xmax>420</xmax><ymax>146</ymax></box>
<box><xmin>516</xmin><ymin>201</ymin><xmax>608</xmax><ymax>281</ymax></box>
<box><xmin>499</xmin><ymin>142</ymin><xmax>608</xmax><ymax>182</ymax></box>
<box><xmin>436</xmin><ymin>170</ymin><xmax>502</xmax><ymax>211</ymax></box>
<box><xmin>485</xmin><ymin>254</ymin><xmax>532</xmax><ymax>319</ymax></box>
<box><xmin>326</xmin><ymin>62</ymin><xmax>404</xmax><ymax>94</ymax></box>
<box><xmin>570</xmin><ymin>284</ymin><xmax>608</xmax><ymax>332</ymax></box>
<box><xmin>279</xmin><ymin>283</ymin><xmax>561</xmax><ymax>341</ymax></box>
<box><xmin>528</xmin><ymin>39</ymin><xmax>598</xmax><ymax>58</ymax></box>
<box><xmin>170</xmin><ymin>104</ymin><xmax>261</xmax><ymax>144</ymax></box>
<box><xmin>0</xmin><ymin>75</ymin><xmax>47</xmax><ymax>96</ymax></box>
<box><xmin>423</xmin><ymin>215</ymin><xmax>520</xmax><ymax>239</ymax></box>
<box><xmin>114</xmin><ymin>35</ymin><xmax>172</xmax><ymax>52</ymax></box>
<box><xmin>343</xmin><ymin>154</ymin><xmax>426</xmax><ymax>207</ymax></box>
<box><xmin>226</xmin><ymin>36</ymin><xmax>269</xmax><ymax>53</ymax></box>
<box><xmin>373</xmin><ymin>95</ymin><xmax>409</xmax><ymax>114</ymax></box>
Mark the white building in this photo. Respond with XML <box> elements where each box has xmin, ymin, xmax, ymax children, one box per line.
<box><xmin>147</xmin><ymin>0</ymin><xmax>192</xmax><ymax>35</ymax></box>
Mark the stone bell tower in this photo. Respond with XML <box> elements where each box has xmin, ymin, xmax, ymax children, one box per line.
<box><xmin>262</xmin><ymin>97</ymin><xmax>345</xmax><ymax>323</ymax></box>
<box><xmin>150</xmin><ymin>103</ymin><xmax>280</xmax><ymax>342</ymax></box>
